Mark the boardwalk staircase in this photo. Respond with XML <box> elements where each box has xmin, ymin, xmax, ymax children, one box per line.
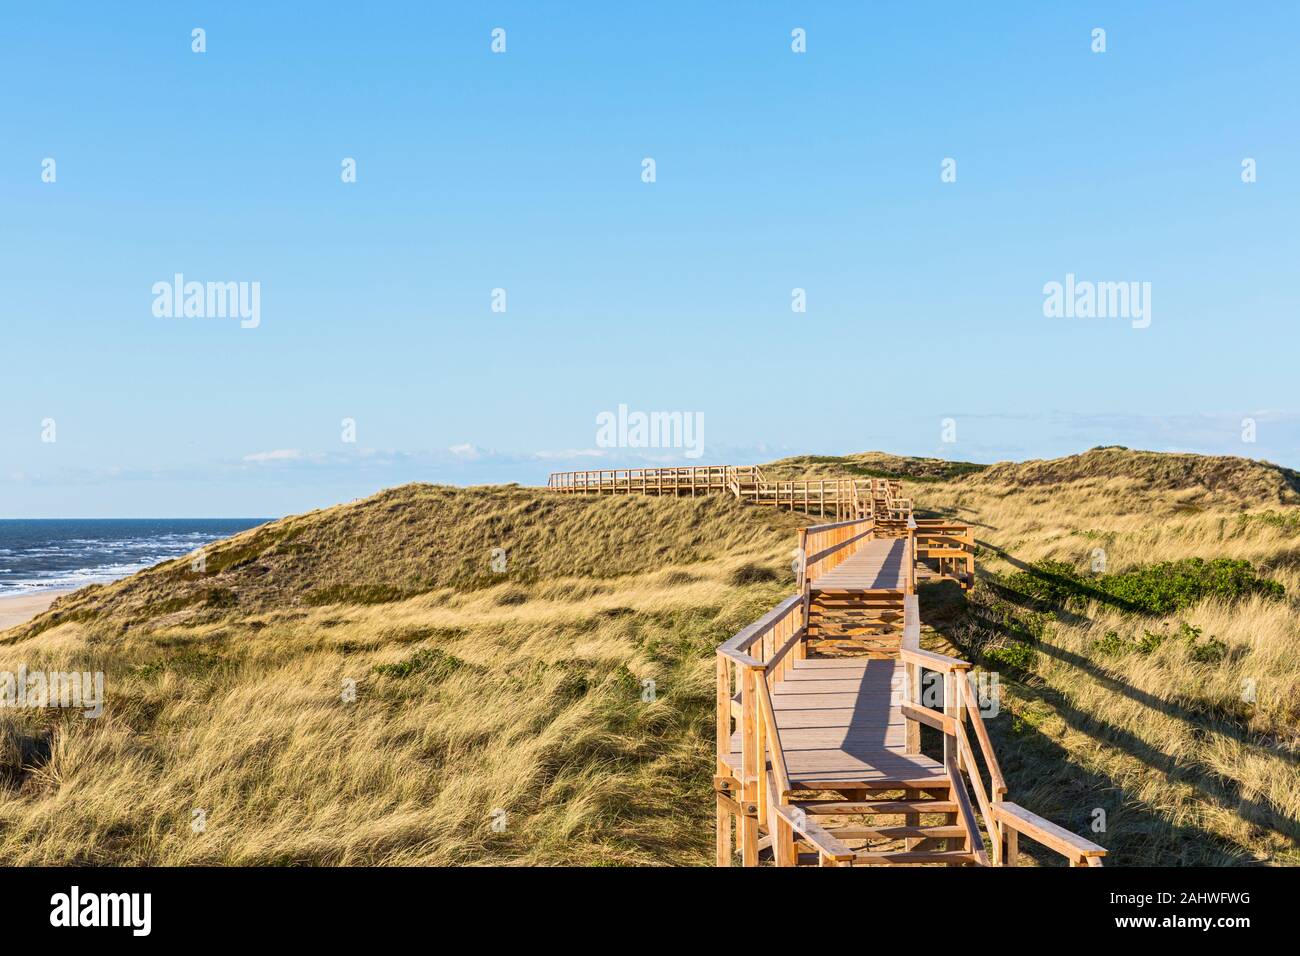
<box><xmin>713</xmin><ymin>495</ymin><xmax>1107</xmax><ymax>868</ymax></box>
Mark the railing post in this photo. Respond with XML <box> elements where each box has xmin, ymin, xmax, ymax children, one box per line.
<box><xmin>907</xmin><ymin>516</ymin><xmax>918</xmax><ymax>595</ymax></box>
<box><xmin>796</xmin><ymin>528</ymin><xmax>808</xmax><ymax>592</ymax></box>
<box><xmin>797</xmin><ymin>585</ymin><xmax>809</xmax><ymax>662</ymax></box>
<box><xmin>716</xmin><ymin>794</ymin><xmax>731</xmax><ymax>866</ymax></box>
<box><xmin>904</xmin><ymin>664</ymin><xmax>920</xmax><ymax>756</ymax></box>
<box><xmin>754</xmin><ymin>674</ymin><xmax>767</xmax><ymax>830</ymax></box>
<box><xmin>965</xmin><ymin>527</ymin><xmax>975</xmax><ymax>588</ymax></box>
<box><xmin>715</xmin><ymin>654</ymin><xmax>733</xmax><ymax>866</ymax></box>
<box><xmin>716</xmin><ymin>657</ymin><xmax>730</xmax><ymax>771</ymax></box>
<box><xmin>943</xmin><ymin>665</ymin><xmax>959</xmax><ymax>777</ymax></box>
<box><xmin>903</xmin><ymin>596</ymin><xmax>920</xmax><ymax>755</ymax></box>
<box><xmin>942</xmin><ymin>669</ymin><xmax>963</xmax><ymax>851</ymax></box>
<box><xmin>740</xmin><ymin>666</ymin><xmax>760</xmax><ymax>866</ymax></box>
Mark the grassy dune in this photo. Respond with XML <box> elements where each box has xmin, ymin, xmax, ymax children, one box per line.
<box><xmin>914</xmin><ymin>470</ymin><xmax>1300</xmax><ymax>865</ymax></box>
<box><xmin>1</xmin><ymin>489</ymin><xmax>801</xmax><ymax>864</ymax></box>
<box><xmin>2</xmin><ymin>449</ymin><xmax>1298</xmax><ymax>865</ymax></box>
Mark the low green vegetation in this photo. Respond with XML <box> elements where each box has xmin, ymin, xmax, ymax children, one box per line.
<box><xmin>1094</xmin><ymin>622</ymin><xmax>1228</xmax><ymax>663</ymax></box>
<box><xmin>373</xmin><ymin>646</ymin><xmax>467</xmax><ymax>680</ymax></box>
<box><xmin>1234</xmin><ymin>510</ymin><xmax>1300</xmax><ymax>534</ymax></box>
<box><xmin>1004</xmin><ymin>557</ymin><xmax>1283</xmax><ymax>615</ymax></box>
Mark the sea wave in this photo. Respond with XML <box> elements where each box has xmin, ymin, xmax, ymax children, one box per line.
<box><xmin>0</xmin><ymin>519</ymin><xmax>266</xmax><ymax>597</ymax></box>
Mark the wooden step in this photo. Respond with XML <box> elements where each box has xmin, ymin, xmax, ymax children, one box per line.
<box><xmin>798</xmin><ymin>800</ymin><xmax>958</xmax><ymax>815</ymax></box>
<box><xmin>810</xmin><ymin>605</ymin><xmax>903</xmax><ymax>613</ymax></box>
<box><xmin>826</xmin><ymin>825</ymin><xmax>967</xmax><ymax>840</ymax></box>
<box><xmin>852</xmin><ymin>850</ymin><xmax>977</xmax><ymax>865</ymax></box>
<box><xmin>808</xmin><ymin>623</ymin><xmax>902</xmax><ymax>634</ymax></box>
<box><xmin>810</xmin><ymin>621</ymin><xmax>902</xmax><ymax>629</ymax></box>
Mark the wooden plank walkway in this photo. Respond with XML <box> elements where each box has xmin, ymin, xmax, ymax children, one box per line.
<box><xmin>809</xmin><ymin>537</ymin><xmax>908</xmax><ymax>591</ymax></box>
<box><xmin>715</xmin><ymin>498</ymin><xmax>1108</xmax><ymax>867</ymax></box>
<box><xmin>728</xmin><ymin>658</ymin><xmax>946</xmax><ymax>788</ymax></box>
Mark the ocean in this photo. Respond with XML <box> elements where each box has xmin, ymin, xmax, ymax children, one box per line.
<box><xmin>0</xmin><ymin>519</ymin><xmax>269</xmax><ymax>596</ymax></box>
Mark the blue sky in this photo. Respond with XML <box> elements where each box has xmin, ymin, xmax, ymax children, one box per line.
<box><xmin>2</xmin><ymin>2</ymin><xmax>1297</xmax><ymax>517</ymax></box>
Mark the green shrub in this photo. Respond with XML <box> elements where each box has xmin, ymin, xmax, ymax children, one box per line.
<box><xmin>1094</xmin><ymin>630</ymin><xmax>1127</xmax><ymax>655</ymax></box>
<box><xmin>1005</xmin><ymin>557</ymin><xmax>1282</xmax><ymax>616</ymax></box>
<box><xmin>1100</xmin><ymin>621</ymin><xmax>1229</xmax><ymax>663</ymax></box>
<box><xmin>1136</xmin><ymin>629</ymin><xmax>1167</xmax><ymax>654</ymax></box>
<box><xmin>1004</xmin><ymin>560</ymin><xmax>1090</xmax><ymax>606</ymax></box>
<box><xmin>374</xmin><ymin>647</ymin><xmax>465</xmax><ymax>681</ymax></box>
<box><xmin>1236</xmin><ymin>511</ymin><xmax>1300</xmax><ymax>534</ymax></box>
<box><xmin>1099</xmin><ymin>558</ymin><xmax>1283</xmax><ymax>615</ymax></box>
<box><xmin>984</xmin><ymin>642</ymin><xmax>1036</xmax><ymax>672</ymax></box>
<box><xmin>1187</xmin><ymin>636</ymin><xmax>1228</xmax><ymax>665</ymax></box>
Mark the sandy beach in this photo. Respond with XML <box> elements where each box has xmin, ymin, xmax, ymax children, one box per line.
<box><xmin>0</xmin><ymin>589</ymin><xmax>73</xmax><ymax>631</ymax></box>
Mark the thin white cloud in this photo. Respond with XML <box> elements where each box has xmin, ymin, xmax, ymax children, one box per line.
<box><xmin>447</xmin><ymin>443</ymin><xmax>482</xmax><ymax>460</ymax></box>
<box><xmin>242</xmin><ymin>449</ymin><xmax>304</xmax><ymax>463</ymax></box>
<box><xmin>531</xmin><ymin>447</ymin><xmax>612</xmax><ymax>460</ymax></box>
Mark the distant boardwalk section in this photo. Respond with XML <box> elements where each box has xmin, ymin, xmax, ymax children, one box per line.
<box><xmin>548</xmin><ymin>464</ymin><xmax>913</xmax><ymax>522</ymax></box>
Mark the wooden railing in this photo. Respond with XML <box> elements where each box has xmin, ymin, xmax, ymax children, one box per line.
<box><xmin>913</xmin><ymin>520</ymin><xmax>975</xmax><ymax>585</ymax></box>
<box><xmin>546</xmin><ymin>466</ymin><xmax>913</xmax><ymax>521</ymax></box>
<box><xmin>770</xmin><ymin>803</ymin><xmax>854</xmax><ymax>867</ymax></box>
<box><xmin>746</xmin><ymin>478</ymin><xmax>867</xmax><ymax>519</ymax></box>
<box><xmin>548</xmin><ymin>466</ymin><xmax>732</xmax><ymax>495</ymax></box>
<box><xmin>710</xmin><ymin>478</ymin><xmax>1099</xmax><ymax>867</ymax></box>
<box><xmin>715</xmin><ymin>594</ymin><xmax>806</xmax><ymax>866</ymax></box>
<box><xmin>548</xmin><ymin>464</ymin><xmax>872</xmax><ymax>519</ymax></box>
<box><xmin>992</xmin><ymin>802</ymin><xmax>1108</xmax><ymax>866</ymax></box>
<box><xmin>898</xmin><ymin>597</ymin><xmax>1106</xmax><ymax>866</ymax></box>
<box><xmin>796</xmin><ymin>517</ymin><xmax>875</xmax><ymax>590</ymax></box>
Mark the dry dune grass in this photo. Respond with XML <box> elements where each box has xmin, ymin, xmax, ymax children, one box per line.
<box><xmin>965</xmin><ymin>447</ymin><xmax>1300</xmax><ymax>506</ymax></box>
<box><xmin>1</xmin><ymin>489</ymin><xmax>798</xmax><ymax>865</ymax></box>
<box><xmin>1</xmin><ymin>450</ymin><xmax>1297</xmax><ymax>866</ymax></box>
<box><xmin>19</xmin><ymin>484</ymin><xmax>801</xmax><ymax>630</ymax></box>
<box><xmin>914</xmin><ymin>472</ymin><xmax>1300</xmax><ymax>865</ymax></box>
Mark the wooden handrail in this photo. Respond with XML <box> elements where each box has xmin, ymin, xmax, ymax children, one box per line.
<box><xmin>804</xmin><ymin>527</ymin><xmax>874</xmax><ymax>569</ymax></box>
<box><xmin>770</xmin><ymin>804</ymin><xmax>855</xmax><ymax>864</ymax></box>
<box><xmin>898</xmin><ymin>602</ymin><xmax>1007</xmax><ymax>864</ymax></box>
<box><xmin>899</xmin><ymin>646</ymin><xmax>972</xmax><ymax>673</ymax></box>
<box><xmin>992</xmin><ymin>802</ymin><xmax>1107</xmax><ymax>866</ymax></box>
<box><xmin>718</xmin><ymin>594</ymin><xmax>802</xmax><ymax>658</ymax></box>
<box><xmin>802</xmin><ymin>515</ymin><xmax>868</xmax><ymax>534</ymax></box>
<box><xmin>962</xmin><ymin>673</ymin><xmax>1007</xmax><ymax>798</ymax></box>
<box><xmin>945</xmin><ymin>746</ymin><xmax>990</xmax><ymax>866</ymax></box>
<box><xmin>755</xmin><ymin>678</ymin><xmax>790</xmax><ymax>797</ymax></box>
<box><xmin>900</xmin><ymin>702</ymin><xmax>956</xmax><ymax>734</ymax></box>
<box><xmin>803</xmin><ymin>517</ymin><xmax>875</xmax><ymax>582</ymax></box>
<box><xmin>903</xmin><ymin>594</ymin><xmax>920</xmax><ymax>649</ymax></box>
<box><xmin>952</xmin><ymin>678</ymin><xmax>999</xmax><ymax>863</ymax></box>
<box><xmin>717</xmin><ymin>647</ymin><xmax>764</xmax><ymax>668</ymax></box>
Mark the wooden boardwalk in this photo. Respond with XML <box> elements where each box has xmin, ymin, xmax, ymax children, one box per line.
<box><xmin>548</xmin><ymin>465</ymin><xmax>913</xmax><ymax>521</ymax></box>
<box><xmin>810</xmin><ymin>538</ymin><xmax>908</xmax><ymax>592</ymax></box>
<box><xmin>727</xmin><ymin>658</ymin><xmax>947</xmax><ymax>789</ymax></box>
<box><xmin>713</xmin><ymin>493</ymin><xmax>1108</xmax><ymax>868</ymax></box>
